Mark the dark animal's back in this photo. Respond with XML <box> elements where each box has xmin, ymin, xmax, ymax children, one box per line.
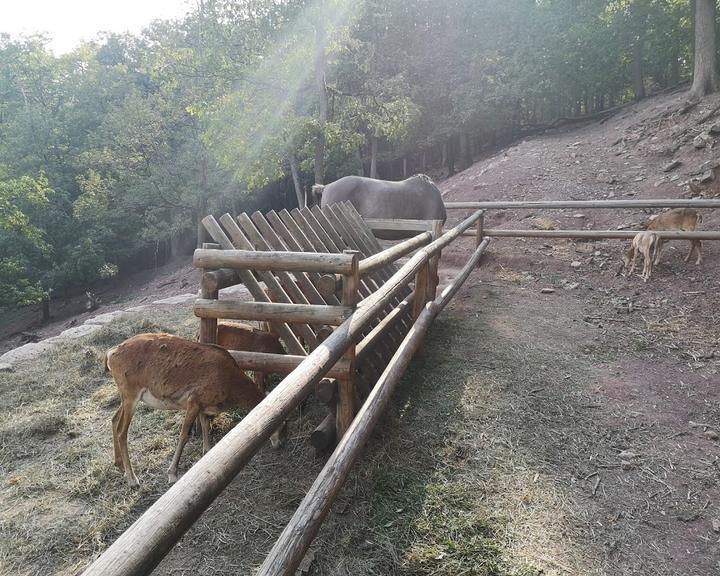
<box><xmin>321</xmin><ymin>175</ymin><xmax>445</xmax><ymax>221</ymax></box>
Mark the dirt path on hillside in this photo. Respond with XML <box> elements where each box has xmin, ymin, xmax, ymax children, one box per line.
<box><xmin>430</xmin><ymin>89</ymin><xmax>720</xmax><ymax>574</ymax></box>
<box><xmin>429</xmin><ymin>247</ymin><xmax>720</xmax><ymax>575</ymax></box>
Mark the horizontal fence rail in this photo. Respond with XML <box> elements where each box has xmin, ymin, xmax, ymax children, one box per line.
<box><xmin>193</xmin><ymin>299</ymin><xmax>353</xmax><ymax>326</ymax></box>
<box><xmin>364</xmin><ymin>218</ymin><xmax>435</xmax><ymax>233</ymax></box>
<box><xmin>359</xmin><ymin>231</ymin><xmax>432</xmax><ymax>277</ymax></box>
<box><xmin>193</xmin><ymin>248</ymin><xmax>357</xmax><ymax>275</ymax></box>
<box><xmin>462</xmin><ymin>229</ymin><xmax>720</xmax><ymax>240</ymax></box>
<box><xmin>445</xmin><ymin>199</ymin><xmax>720</xmax><ymax>210</ymax></box>
<box><xmin>81</xmin><ymin>209</ymin><xmax>484</xmax><ymax>576</ymax></box>
<box><xmin>228</xmin><ymin>351</ymin><xmax>352</xmax><ymax>379</ymax></box>
<box><xmin>257</xmin><ymin>237</ymin><xmax>492</xmax><ymax>575</ymax></box>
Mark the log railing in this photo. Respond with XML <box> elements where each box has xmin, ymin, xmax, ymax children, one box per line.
<box><xmin>445</xmin><ymin>199</ymin><xmax>720</xmax><ymax>210</ymax></box>
<box><xmin>258</xmin><ymin>237</ymin><xmax>492</xmax><ymax>575</ymax></box>
<box><xmin>81</xmin><ymin>209</ymin><xmax>486</xmax><ymax>576</ymax></box>
<box><xmin>446</xmin><ymin>198</ymin><xmax>720</xmax><ymax>242</ymax></box>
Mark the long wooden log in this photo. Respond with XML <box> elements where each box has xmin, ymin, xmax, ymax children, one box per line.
<box><xmin>359</xmin><ymin>232</ymin><xmax>432</xmax><ymax>277</ymax></box>
<box><xmin>80</xmin><ymin>210</ymin><xmax>483</xmax><ymax>576</ymax></box>
<box><xmin>194</xmin><ymin>299</ymin><xmax>353</xmax><ymax>326</ymax></box>
<box><xmin>364</xmin><ymin>218</ymin><xmax>433</xmax><ymax>233</ymax></box>
<box><xmin>228</xmin><ymin>351</ymin><xmax>351</xmax><ymax>380</ymax></box>
<box><xmin>193</xmin><ymin>248</ymin><xmax>356</xmax><ymax>275</ymax></box>
<box><xmin>445</xmin><ymin>199</ymin><xmax>720</xmax><ymax>210</ymax></box>
<box><xmin>256</xmin><ymin>237</ymin><xmax>492</xmax><ymax>576</ymax></box>
<box><xmin>462</xmin><ymin>229</ymin><xmax>720</xmax><ymax>239</ymax></box>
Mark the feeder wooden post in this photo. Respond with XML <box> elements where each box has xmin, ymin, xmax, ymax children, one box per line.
<box><xmin>337</xmin><ymin>250</ymin><xmax>360</xmax><ymax>439</ymax></box>
<box><xmin>428</xmin><ymin>220</ymin><xmax>443</xmax><ymax>299</ymax></box>
<box><xmin>199</xmin><ymin>242</ymin><xmax>220</xmax><ymax>344</ymax></box>
<box><xmin>413</xmin><ymin>261</ymin><xmax>431</xmax><ymax>320</ymax></box>
<box><xmin>475</xmin><ymin>211</ymin><xmax>484</xmax><ymax>266</ymax></box>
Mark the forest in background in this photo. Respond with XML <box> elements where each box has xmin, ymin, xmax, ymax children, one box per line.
<box><xmin>0</xmin><ymin>0</ymin><xmax>713</xmax><ymax>309</ymax></box>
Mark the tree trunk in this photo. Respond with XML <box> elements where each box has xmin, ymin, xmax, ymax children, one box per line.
<box><xmin>458</xmin><ymin>132</ymin><xmax>472</xmax><ymax>170</ymax></box>
<box><xmin>670</xmin><ymin>54</ymin><xmax>680</xmax><ymax>86</ymax></box>
<box><xmin>402</xmin><ymin>157</ymin><xmax>408</xmax><ymax>179</ymax></box>
<box><xmin>41</xmin><ymin>293</ymin><xmax>50</xmax><ymax>324</ymax></box>
<box><xmin>691</xmin><ymin>0</ymin><xmax>718</xmax><ymax>98</ymax></box>
<box><xmin>314</xmin><ymin>23</ymin><xmax>328</xmax><ymax>184</ymax></box>
<box><xmin>632</xmin><ymin>37</ymin><xmax>646</xmax><ymax>101</ymax></box>
<box><xmin>446</xmin><ymin>137</ymin><xmax>456</xmax><ymax>176</ymax></box>
<box><xmin>197</xmin><ymin>154</ymin><xmax>209</xmax><ymax>248</ymax></box>
<box><xmin>369</xmin><ymin>136</ymin><xmax>378</xmax><ymax>179</ymax></box>
<box><xmin>289</xmin><ymin>154</ymin><xmax>305</xmax><ymax>208</ymax></box>
<box><xmin>356</xmin><ymin>147</ymin><xmax>364</xmax><ymax>176</ymax></box>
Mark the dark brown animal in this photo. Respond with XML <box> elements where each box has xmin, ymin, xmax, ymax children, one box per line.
<box><xmin>320</xmin><ymin>174</ymin><xmax>446</xmax><ymax>239</ymax></box>
<box><xmin>106</xmin><ymin>333</ymin><xmax>284</xmax><ymax>486</ymax></box>
<box><xmin>216</xmin><ymin>321</ymin><xmax>285</xmax><ymax>390</ymax></box>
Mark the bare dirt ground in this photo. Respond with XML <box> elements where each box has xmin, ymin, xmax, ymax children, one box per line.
<box><xmin>0</xmin><ymin>259</ymin><xmax>200</xmax><ymax>356</ymax></box>
<box><xmin>1</xmin><ymin>88</ymin><xmax>719</xmax><ymax>576</ymax></box>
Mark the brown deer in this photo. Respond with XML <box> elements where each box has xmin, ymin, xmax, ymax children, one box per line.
<box><xmin>622</xmin><ymin>231</ymin><xmax>658</xmax><ymax>282</ymax></box>
<box><xmin>646</xmin><ymin>208</ymin><xmax>702</xmax><ymax>265</ymax></box>
<box><xmin>216</xmin><ymin>321</ymin><xmax>285</xmax><ymax>391</ymax></box>
<box><xmin>106</xmin><ymin>333</ymin><xmax>286</xmax><ymax>486</ymax></box>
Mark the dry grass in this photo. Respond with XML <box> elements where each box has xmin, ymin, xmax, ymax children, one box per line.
<box><xmin>0</xmin><ymin>310</ymin><xmax>198</xmax><ymax>575</ymax></box>
<box><xmin>5</xmin><ymin>274</ymin><xmax>705</xmax><ymax>575</ymax></box>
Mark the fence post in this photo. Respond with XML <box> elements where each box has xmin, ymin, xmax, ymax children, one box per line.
<box><xmin>337</xmin><ymin>250</ymin><xmax>360</xmax><ymax>439</ymax></box>
<box><xmin>428</xmin><ymin>220</ymin><xmax>444</xmax><ymax>299</ymax></box>
<box><xmin>475</xmin><ymin>211</ymin><xmax>484</xmax><ymax>267</ymax></box>
<box><xmin>413</xmin><ymin>262</ymin><xmax>430</xmax><ymax>320</ymax></box>
<box><xmin>199</xmin><ymin>242</ymin><xmax>221</xmax><ymax>344</ymax></box>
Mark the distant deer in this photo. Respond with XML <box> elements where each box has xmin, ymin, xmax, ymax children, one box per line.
<box><xmin>622</xmin><ymin>231</ymin><xmax>659</xmax><ymax>282</ymax></box>
<box><xmin>646</xmin><ymin>208</ymin><xmax>702</xmax><ymax>265</ymax></box>
<box><xmin>106</xmin><ymin>333</ymin><xmax>286</xmax><ymax>486</ymax></box>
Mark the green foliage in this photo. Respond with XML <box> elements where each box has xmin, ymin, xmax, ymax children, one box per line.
<box><xmin>0</xmin><ymin>0</ymin><xmax>699</xmax><ymax>309</ymax></box>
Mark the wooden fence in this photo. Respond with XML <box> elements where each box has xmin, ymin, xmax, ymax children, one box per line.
<box><xmin>82</xmin><ymin>196</ymin><xmax>719</xmax><ymax>576</ymax></box>
<box><xmin>82</xmin><ymin>204</ymin><xmax>488</xmax><ymax>576</ymax></box>
<box><xmin>364</xmin><ymin>198</ymin><xmax>720</xmax><ymax>241</ymax></box>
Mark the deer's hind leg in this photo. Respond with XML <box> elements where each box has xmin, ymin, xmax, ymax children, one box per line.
<box><xmin>687</xmin><ymin>240</ymin><xmax>703</xmax><ymax>264</ymax></box>
<box><xmin>653</xmin><ymin>238</ymin><xmax>664</xmax><ymax>265</ymax></box>
<box><xmin>116</xmin><ymin>394</ymin><xmax>140</xmax><ymax>486</ymax></box>
<box><xmin>168</xmin><ymin>398</ymin><xmax>202</xmax><ymax>483</ymax></box>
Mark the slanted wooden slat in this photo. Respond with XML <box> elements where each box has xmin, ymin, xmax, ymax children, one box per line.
<box><xmin>293</xmin><ymin>207</ymin><xmax>389</xmax><ymax>389</ymax></box>
<box><xmin>250</xmin><ymin>211</ymin><xmax>340</xmax><ymax>306</ymax></box>
<box><xmin>201</xmin><ymin>215</ymin><xmax>305</xmax><ymax>356</ymax></box>
<box><xmin>217</xmin><ymin>214</ymin><xmax>320</xmax><ymax>350</ymax></box>
<box><xmin>236</xmin><ymin>213</ymin><xmax>327</xmax><ymax>307</ymax></box>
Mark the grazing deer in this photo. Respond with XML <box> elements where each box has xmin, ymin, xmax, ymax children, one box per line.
<box><xmin>216</xmin><ymin>322</ymin><xmax>284</xmax><ymax>391</ymax></box>
<box><xmin>646</xmin><ymin>208</ymin><xmax>702</xmax><ymax>265</ymax></box>
<box><xmin>622</xmin><ymin>231</ymin><xmax>659</xmax><ymax>282</ymax></box>
<box><xmin>106</xmin><ymin>333</ymin><xmax>286</xmax><ymax>486</ymax></box>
